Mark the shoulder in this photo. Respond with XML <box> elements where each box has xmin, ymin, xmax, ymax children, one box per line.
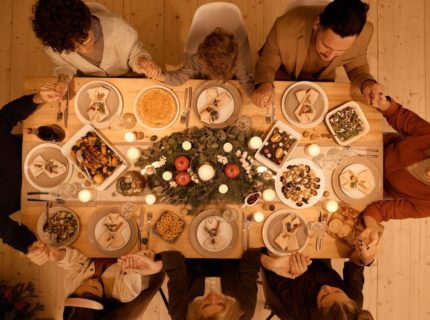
<box><xmin>275</xmin><ymin>6</ymin><xmax>323</xmax><ymax>29</ymax></box>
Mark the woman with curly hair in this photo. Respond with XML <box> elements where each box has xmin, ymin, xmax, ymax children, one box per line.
<box><xmin>32</xmin><ymin>0</ymin><xmax>160</xmax><ymax>96</ymax></box>
<box><xmin>154</xmin><ymin>27</ymin><xmax>254</xmax><ymax>97</ymax></box>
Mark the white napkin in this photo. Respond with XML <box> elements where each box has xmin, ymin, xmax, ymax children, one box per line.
<box><xmin>29</xmin><ymin>155</ymin><xmax>67</xmax><ymax>179</ymax></box>
<box><xmin>86</xmin><ymin>86</ymin><xmax>110</xmax><ymax>123</ymax></box>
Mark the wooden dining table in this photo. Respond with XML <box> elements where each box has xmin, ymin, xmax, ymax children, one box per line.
<box><xmin>21</xmin><ymin>77</ymin><xmax>383</xmax><ymax>258</ymax></box>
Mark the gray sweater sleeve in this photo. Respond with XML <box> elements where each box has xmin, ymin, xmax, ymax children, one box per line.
<box><xmin>163</xmin><ymin>54</ymin><xmax>202</xmax><ymax>86</ymax></box>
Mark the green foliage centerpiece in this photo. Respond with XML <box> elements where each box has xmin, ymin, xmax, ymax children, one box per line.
<box><xmin>136</xmin><ymin>126</ymin><xmax>271</xmax><ymax>213</ymax></box>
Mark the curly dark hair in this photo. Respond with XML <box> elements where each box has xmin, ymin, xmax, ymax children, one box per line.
<box><xmin>32</xmin><ymin>0</ymin><xmax>92</xmax><ymax>53</ymax></box>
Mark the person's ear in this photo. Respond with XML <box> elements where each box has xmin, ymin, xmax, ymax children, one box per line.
<box><xmin>313</xmin><ymin>17</ymin><xmax>320</xmax><ymax>32</ymax></box>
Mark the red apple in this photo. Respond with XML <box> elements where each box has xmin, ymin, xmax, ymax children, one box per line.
<box><xmin>175</xmin><ymin>171</ymin><xmax>191</xmax><ymax>186</ymax></box>
<box><xmin>224</xmin><ymin>163</ymin><xmax>240</xmax><ymax>179</ymax></box>
<box><xmin>175</xmin><ymin>156</ymin><xmax>190</xmax><ymax>171</ymax></box>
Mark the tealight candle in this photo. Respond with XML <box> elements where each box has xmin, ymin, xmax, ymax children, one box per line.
<box><xmin>145</xmin><ymin>194</ymin><xmax>156</xmax><ymax>205</ymax></box>
<box><xmin>262</xmin><ymin>188</ymin><xmax>276</xmax><ymax>201</ymax></box>
<box><xmin>248</xmin><ymin>136</ymin><xmax>263</xmax><ymax>150</ymax></box>
<box><xmin>223</xmin><ymin>142</ymin><xmax>233</xmax><ymax>153</ymax></box>
<box><xmin>324</xmin><ymin>199</ymin><xmax>339</xmax><ymax>213</ymax></box>
<box><xmin>78</xmin><ymin>189</ymin><xmax>95</xmax><ymax>203</ymax></box>
<box><xmin>182</xmin><ymin>141</ymin><xmax>192</xmax><ymax>151</ymax></box>
<box><xmin>126</xmin><ymin>147</ymin><xmax>141</xmax><ymax>160</ymax></box>
<box><xmin>305</xmin><ymin>143</ymin><xmax>321</xmax><ymax>157</ymax></box>
<box><xmin>218</xmin><ymin>184</ymin><xmax>229</xmax><ymax>194</ymax></box>
<box><xmin>198</xmin><ymin>164</ymin><xmax>215</xmax><ymax>181</ymax></box>
<box><xmin>123</xmin><ymin>131</ymin><xmax>136</xmax><ymax>142</ymax></box>
<box><xmin>253</xmin><ymin>211</ymin><xmax>265</xmax><ymax>223</ymax></box>
<box><xmin>162</xmin><ymin>171</ymin><xmax>173</xmax><ymax>181</ymax></box>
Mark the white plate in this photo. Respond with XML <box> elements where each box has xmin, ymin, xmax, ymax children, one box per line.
<box><xmin>192</xmin><ymin>80</ymin><xmax>242</xmax><ymax>128</ymax></box>
<box><xmin>37</xmin><ymin>206</ymin><xmax>80</xmax><ymax>247</ymax></box>
<box><xmin>74</xmin><ymin>80</ymin><xmax>123</xmax><ymax>129</ymax></box>
<box><xmin>61</xmin><ymin>124</ymin><xmax>128</xmax><ymax>191</ymax></box>
<box><xmin>275</xmin><ymin>158</ymin><xmax>325</xmax><ymax>209</ymax></box>
<box><xmin>339</xmin><ymin>163</ymin><xmax>375</xmax><ymax>199</ymax></box>
<box><xmin>196</xmin><ymin>87</ymin><xmax>234</xmax><ymax>124</ymax></box>
<box><xmin>24</xmin><ymin>143</ymin><xmax>73</xmax><ymax>191</ymax></box>
<box><xmin>94</xmin><ymin>214</ymin><xmax>131</xmax><ymax>251</ymax></box>
<box><xmin>262</xmin><ymin>210</ymin><xmax>310</xmax><ymax>256</ymax></box>
<box><xmin>134</xmin><ymin>85</ymin><xmax>180</xmax><ymax>131</ymax></box>
<box><xmin>196</xmin><ymin>216</ymin><xmax>233</xmax><ymax>252</ymax></box>
<box><xmin>87</xmin><ymin>207</ymin><xmax>138</xmax><ymax>257</ymax></box>
<box><xmin>281</xmin><ymin>81</ymin><xmax>329</xmax><ymax>129</ymax></box>
<box><xmin>325</xmin><ymin>101</ymin><xmax>370</xmax><ymax>146</ymax></box>
<box><xmin>254</xmin><ymin>120</ymin><xmax>301</xmax><ymax>172</ymax></box>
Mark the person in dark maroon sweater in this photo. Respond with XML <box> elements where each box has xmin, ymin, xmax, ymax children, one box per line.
<box><xmin>0</xmin><ymin>84</ymin><xmax>60</xmax><ymax>253</ymax></box>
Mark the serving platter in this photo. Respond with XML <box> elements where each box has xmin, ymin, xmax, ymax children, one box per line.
<box><xmin>74</xmin><ymin>80</ymin><xmax>123</xmax><ymax>129</ymax></box>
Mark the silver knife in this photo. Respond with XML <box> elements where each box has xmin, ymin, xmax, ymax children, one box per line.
<box><xmin>64</xmin><ymin>88</ymin><xmax>69</xmax><ymax>128</ymax></box>
<box><xmin>146</xmin><ymin>212</ymin><xmax>153</xmax><ymax>250</ymax></box>
<box><xmin>185</xmin><ymin>86</ymin><xmax>192</xmax><ymax>129</ymax></box>
<box><xmin>241</xmin><ymin>211</ymin><xmax>246</xmax><ymax>253</ymax></box>
<box><xmin>138</xmin><ymin>205</ymin><xmax>145</xmax><ymax>250</ymax></box>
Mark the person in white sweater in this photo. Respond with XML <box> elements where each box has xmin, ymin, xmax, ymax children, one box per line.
<box><xmin>27</xmin><ymin>241</ymin><xmax>162</xmax><ymax>319</ymax></box>
<box><xmin>32</xmin><ymin>0</ymin><xmax>160</xmax><ymax>97</ymax></box>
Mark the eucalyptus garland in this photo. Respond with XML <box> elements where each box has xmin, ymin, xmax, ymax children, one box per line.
<box><xmin>135</xmin><ymin>126</ymin><xmax>272</xmax><ymax>213</ymax></box>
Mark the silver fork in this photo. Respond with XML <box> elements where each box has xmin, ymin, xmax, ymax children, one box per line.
<box><xmin>180</xmin><ymin>88</ymin><xmax>189</xmax><ymax>124</ymax></box>
<box><xmin>343</xmin><ymin>147</ymin><xmax>379</xmax><ymax>158</ymax></box>
<box><xmin>146</xmin><ymin>212</ymin><xmax>153</xmax><ymax>250</ymax></box>
<box><xmin>56</xmin><ymin>101</ymin><xmax>63</xmax><ymax>121</ymax></box>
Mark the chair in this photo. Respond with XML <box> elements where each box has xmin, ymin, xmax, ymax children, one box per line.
<box><xmin>184</xmin><ymin>2</ymin><xmax>253</xmax><ymax>75</ymax></box>
<box><xmin>284</xmin><ymin>0</ymin><xmax>332</xmax><ymax>13</ymax></box>
<box><xmin>102</xmin><ymin>271</ymin><xmax>167</xmax><ymax>319</ymax></box>
<box><xmin>87</xmin><ymin>2</ymin><xmax>110</xmax><ymax>13</ymax></box>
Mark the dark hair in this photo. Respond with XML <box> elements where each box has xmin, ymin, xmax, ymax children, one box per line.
<box><xmin>63</xmin><ymin>293</ymin><xmax>103</xmax><ymax>320</ymax></box>
<box><xmin>32</xmin><ymin>0</ymin><xmax>92</xmax><ymax>53</ymax></box>
<box><xmin>321</xmin><ymin>301</ymin><xmax>374</xmax><ymax>320</ymax></box>
<box><xmin>319</xmin><ymin>0</ymin><xmax>369</xmax><ymax>37</ymax></box>
<box><xmin>197</xmin><ymin>27</ymin><xmax>239</xmax><ymax>82</ymax></box>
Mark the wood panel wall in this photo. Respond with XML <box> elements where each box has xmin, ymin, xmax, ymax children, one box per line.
<box><xmin>1</xmin><ymin>1</ymin><xmax>430</xmax><ymax>319</ymax></box>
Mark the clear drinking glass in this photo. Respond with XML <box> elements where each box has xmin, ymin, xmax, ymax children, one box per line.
<box><xmin>57</xmin><ymin>182</ymin><xmax>83</xmax><ymax>198</ymax></box>
<box><xmin>222</xmin><ymin>207</ymin><xmax>238</xmax><ymax>222</ymax></box>
<box><xmin>235</xmin><ymin>115</ymin><xmax>252</xmax><ymax>131</ymax></box>
<box><xmin>122</xmin><ymin>113</ymin><xmax>137</xmax><ymax>129</ymax></box>
<box><xmin>120</xmin><ymin>201</ymin><xmax>138</xmax><ymax>219</ymax></box>
<box><xmin>109</xmin><ymin>114</ymin><xmax>126</xmax><ymax>131</ymax></box>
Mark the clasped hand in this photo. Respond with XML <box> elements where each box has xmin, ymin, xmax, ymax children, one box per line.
<box><xmin>261</xmin><ymin>252</ymin><xmax>311</xmax><ymax>279</ymax></box>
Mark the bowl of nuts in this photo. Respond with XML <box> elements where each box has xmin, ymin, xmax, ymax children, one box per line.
<box><xmin>254</xmin><ymin>120</ymin><xmax>301</xmax><ymax>172</ymax></box>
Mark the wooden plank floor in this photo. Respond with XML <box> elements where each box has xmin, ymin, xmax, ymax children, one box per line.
<box><xmin>1</xmin><ymin>1</ymin><xmax>430</xmax><ymax>319</ymax></box>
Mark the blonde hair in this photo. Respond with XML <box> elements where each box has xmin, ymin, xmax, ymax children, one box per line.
<box><xmin>197</xmin><ymin>27</ymin><xmax>239</xmax><ymax>82</ymax></box>
<box><xmin>187</xmin><ymin>295</ymin><xmax>243</xmax><ymax>320</ymax></box>
<box><xmin>321</xmin><ymin>301</ymin><xmax>374</xmax><ymax>320</ymax></box>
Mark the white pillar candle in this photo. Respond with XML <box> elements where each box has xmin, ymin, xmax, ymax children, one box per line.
<box><xmin>126</xmin><ymin>147</ymin><xmax>141</xmax><ymax>160</ymax></box>
<box><xmin>324</xmin><ymin>199</ymin><xmax>339</xmax><ymax>213</ymax></box>
<box><xmin>218</xmin><ymin>184</ymin><xmax>229</xmax><ymax>194</ymax></box>
<box><xmin>223</xmin><ymin>142</ymin><xmax>233</xmax><ymax>153</ymax></box>
<box><xmin>248</xmin><ymin>136</ymin><xmax>263</xmax><ymax>150</ymax></box>
<box><xmin>182</xmin><ymin>141</ymin><xmax>192</xmax><ymax>151</ymax></box>
<box><xmin>198</xmin><ymin>164</ymin><xmax>215</xmax><ymax>181</ymax></box>
<box><xmin>123</xmin><ymin>131</ymin><xmax>136</xmax><ymax>142</ymax></box>
<box><xmin>262</xmin><ymin>188</ymin><xmax>276</xmax><ymax>201</ymax></box>
<box><xmin>253</xmin><ymin>211</ymin><xmax>265</xmax><ymax>223</ymax></box>
<box><xmin>145</xmin><ymin>194</ymin><xmax>156</xmax><ymax>205</ymax></box>
<box><xmin>162</xmin><ymin>171</ymin><xmax>173</xmax><ymax>181</ymax></box>
<box><xmin>305</xmin><ymin>144</ymin><xmax>321</xmax><ymax>157</ymax></box>
<box><xmin>78</xmin><ymin>189</ymin><xmax>94</xmax><ymax>203</ymax></box>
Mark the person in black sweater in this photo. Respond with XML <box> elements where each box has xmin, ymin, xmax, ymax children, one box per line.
<box><xmin>0</xmin><ymin>83</ymin><xmax>60</xmax><ymax>253</ymax></box>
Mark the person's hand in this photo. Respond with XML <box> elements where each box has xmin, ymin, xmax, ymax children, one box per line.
<box><xmin>362</xmin><ymin>81</ymin><xmax>390</xmax><ymax>111</ymax></box>
<box><xmin>137</xmin><ymin>57</ymin><xmax>162</xmax><ymax>78</ymax></box>
<box><xmin>117</xmin><ymin>253</ymin><xmax>163</xmax><ymax>275</ymax></box>
<box><xmin>251</xmin><ymin>82</ymin><xmax>274</xmax><ymax>108</ymax></box>
<box><xmin>352</xmin><ymin>227</ymin><xmax>379</xmax><ymax>266</ymax></box>
<box><xmin>261</xmin><ymin>252</ymin><xmax>311</xmax><ymax>279</ymax></box>
<box><xmin>33</xmin><ymin>82</ymin><xmax>62</xmax><ymax>104</ymax></box>
<box><xmin>26</xmin><ymin>241</ymin><xmax>63</xmax><ymax>265</ymax></box>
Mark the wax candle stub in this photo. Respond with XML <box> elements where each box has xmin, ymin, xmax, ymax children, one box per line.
<box><xmin>218</xmin><ymin>184</ymin><xmax>229</xmax><ymax>194</ymax></box>
<box><xmin>324</xmin><ymin>199</ymin><xmax>339</xmax><ymax>213</ymax></box>
<box><xmin>182</xmin><ymin>141</ymin><xmax>192</xmax><ymax>151</ymax></box>
<box><xmin>126</xmin><ymin>147</ymin><xmax>141</xmax><ymax>160</ymax></box>
<box><xmin>162</xmin><ymin>171</ymin><xmax>173</xmax><ymax>181</ymax></box>
<box><xmin>305</xmin><ymin>144</ymin><xmax>321</xmax><ymax>157</ymax></box>
<box><xmin>123</xmin><ymin>131</ymin><xmax>136</xmax><ymax>142</ymax></box>
<box><xmin>253</xmin><ymin>211</ymin><xmax>265</xmax><ymax>222</ymax></box>
<box><xmin>248</xmin><ymin>136</ymin><xmax>263</xmax><ymax>150</ymax></box>
<box><xmin>78</xmin><ymin>189</ymin><xmax>94</xmax><ymax>202</ymax></box>
<box><xmin>145</xmin><ymin>194</ymin><xmax>156</xmax><ymax>205</ymax></box>
<box><xmin>223</xmin><ymin>142</ymin><xmax>233</xmax><ymax>153</ymax></box>
<box><xmin>262</xmin><ymin>188</ymin><xmax>276</xmax><ymax>201</ymax></box>
<box><xmin>198</xmin><ymin>164</ymin><xmax>215</xmax><ymax>181</ymax></box>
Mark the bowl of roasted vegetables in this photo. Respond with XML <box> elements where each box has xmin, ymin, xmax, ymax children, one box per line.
<box><xmin>325</xmin><ymin>101</ymin><xmax>370</xmax><ymax>146</ymax></box>
<box><xmin>61</xmin><ymin>124</ymin><xmax>128</xmax><ymax>190</ymax></box>
<box><xmin>37</xmin><ymin>206</ymin><xmax>80</xmax><ymax>246</ymax></box>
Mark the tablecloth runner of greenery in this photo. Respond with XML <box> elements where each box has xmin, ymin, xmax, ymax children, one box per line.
<box><xmin>136</xmin><ymin>126</ymin><xmax>272</xmax><ymax>213</ymax></box>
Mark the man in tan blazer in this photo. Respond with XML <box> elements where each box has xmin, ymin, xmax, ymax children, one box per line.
<box><xmin>253</xmin><ymin>0</ymin><xmax>381</xmax><ymax>108</ymax></box>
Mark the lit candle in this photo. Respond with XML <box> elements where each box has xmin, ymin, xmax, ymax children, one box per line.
<box><xmin>182</xmin><ymin>141</ymin><xmax>192</xmax><ymax>151</ymax></box>
<box><xmin>305</xmin><ymin>144</ymin><xmax>321</xmax><ymax>157</ymax></box>
<box><xmin>248</xmin><ymin>136</ymin><xmax>263</xmax><ymax>150</ymax></box>
<box><xmin>262</xmin><ymin>188</ymin><xmax>276</xmax><ymax>201</ymax></box>
<box><xmin>253</xmin><ymin>211</ymin><xmax>265</xmax><ymax>223</ymax></box>
<box><xmin>145</xmin><ymin>194</ymin><xmax>156</xmax><ymax>205</ymax></box>
<box><xmin>126</xmin><ymin>147</ymin><xmax>141</xmax><ymax>160</ymax></box>
<box><xmin>78</xmin><ymin>189</ymin><xmax>94</xmax><ymax>203</ymax></box>
<box><xmin>324</xmin><ymin>199</ymin><xmax>339</xmax><ymax>213</ymax></box>
<box><xmin>257</xmin><ymin>166</ymin><xmax>268</xmax><ymax>174</ymax></box>
<box><xmin>162</xmin><ymin>171</ymin><xmax>173</xmax><ymax>181</ymax></box>
<box><xmin>218</xmin><ymin>184</ymin><xmax>229</xmax><ymax>194</ymax></box>
<box><xmin>223</xmin><ymin>142</ymin><xmax>233</xmax><ymax>153</ymax></box>
<box><xmin>198</xmin><ymin>164</ymin><xmax>215</xmax><ymax>181</ymax></box>
<box><xmin>123</xmin><ymin>131</ymin><xmax>136</xmax><ymax>142</ymax></box>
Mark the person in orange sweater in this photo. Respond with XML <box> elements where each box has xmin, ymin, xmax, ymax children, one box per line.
<box><xmin>361</xmin><ymin>85</ymin><xmax>430</xmax><ymax>236</ymax></box>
